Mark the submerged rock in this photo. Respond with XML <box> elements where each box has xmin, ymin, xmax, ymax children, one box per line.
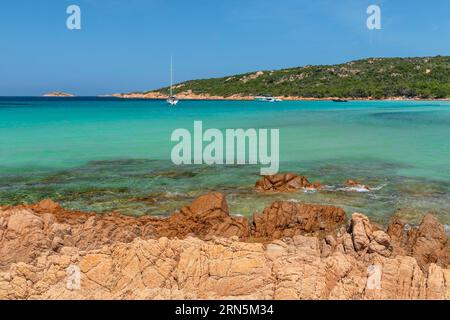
<box><xmin>344</xmin><ymin>179</ymin><xmax>371</xmax><ymax>191</ymax></box>
<box><xmin>255</xmin><ymin>173</ymin><xmax>321</xmax><ymax>192</ymax></box>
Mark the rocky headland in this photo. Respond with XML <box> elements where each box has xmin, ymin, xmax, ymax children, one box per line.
<box><xmin>42</xmin><ymin>92</ymin><xmax>74</xmax><ymax>97</ymax></box>
<box><xmin>112</xmin><ymin>91</ymin><xmax>254</xmax><ymax>100</ymax></box>
<box><xmin>111</xmin><ymin>91</ymin><xmax>450</xmax><ymax>102</ymax></box>
<box><xmin>0</xmin><ymin>174</ymin><xmax>448</xmax><ymax>300</ymax></box>
<box><xmin>113</xmin><ymin>56</ymin><xmax>450</xmax><ymax>101</ymax></box>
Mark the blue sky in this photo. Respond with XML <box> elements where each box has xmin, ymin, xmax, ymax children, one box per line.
<box><xmin>0</xmin><ymin>0</ymin><xmax>449</xmax><ymax>96</ymax></box>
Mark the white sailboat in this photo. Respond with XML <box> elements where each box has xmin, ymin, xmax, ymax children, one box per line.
<box><xmin>166</xmin><ymin>56</ymin><xmax>179</xmax><ymax>106</ymax></box>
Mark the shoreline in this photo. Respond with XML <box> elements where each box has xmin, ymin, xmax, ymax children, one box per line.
<box><xmin>111</xmin><ymin>92</ymin><xmax>450</xmax><ymax>102</ymax></box>
<box><xmin>1</xmin><ymin>95</ymin><xmax>448</xmax><ymax>102</ymax></box>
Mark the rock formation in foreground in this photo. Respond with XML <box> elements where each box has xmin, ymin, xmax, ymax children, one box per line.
<box><xmin>0</xmin><ymin>194</ymin><xmax>448</xmax><ymax>299</ymax></box>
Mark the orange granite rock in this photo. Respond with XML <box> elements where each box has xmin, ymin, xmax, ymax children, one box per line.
<box><xmin>255</xmin><ymin>173</ymin><xmax>321</xmax><ymax>192</ymax></box>
<box><xmin>0</xmin><ymin>193</ymin><xmax>448</xmax><ymax>300</ymax></box>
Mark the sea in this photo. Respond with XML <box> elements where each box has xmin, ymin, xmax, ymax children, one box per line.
<box><xmin>1</xmin><ymin>97</ymin><xmax>450</xmax><ymax>227</ymax></box>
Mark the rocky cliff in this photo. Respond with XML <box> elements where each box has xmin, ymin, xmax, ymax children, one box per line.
<box><xmin>0</xmin><ymin>192</ymin><xmax>448</xmax><ymax>300</ymax></box>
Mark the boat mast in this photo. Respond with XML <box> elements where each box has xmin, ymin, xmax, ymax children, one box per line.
<box><xmin>170</xmin><ymin>56</ymin><xmax>173</xmax><ymax>97</ymax></box>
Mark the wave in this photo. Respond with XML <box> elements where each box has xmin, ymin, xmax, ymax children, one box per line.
<box><xmin>302</xmin><ymin>187</ymin><xmax>318</xmax><ymax>194</ymax></box>
<box><xmin>163</xmin><ymin>191</ymin><xmax>186</xmax><ymax>198</ymax></box>
<box><xmin>322</xmin><ymin>183</ymin><xmax>386</xmax><ymax>193</ymax></box>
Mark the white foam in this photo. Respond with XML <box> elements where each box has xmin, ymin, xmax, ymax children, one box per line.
<box><xmin>322</xmin><ymin>185</ymin><xmax>337</xmax><ymax>191</ymax></box>
<box><xmin>323</xmin><ymin>183</ymin><xmax>386</xmax><ymax>193</ymax></box>
<box><xmin>370</xmin><ymin>184</ymin><xmax>387</xmax><ymax>191</ymax></box>
<box><xmin>302</xmin><ymin>187</ymin><xmax>318</xmax><ymax>194</ymax></box>
<box><xmin>340</xmin><ymin>186</ymin><xmax>371</xmax><ymax>193</ymax></box>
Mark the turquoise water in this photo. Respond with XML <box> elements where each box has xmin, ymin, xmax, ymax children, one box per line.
<box><xmin>1</xmin><ymin>97</ymin><xmax>450</xmax><ymax>226</ymax></box>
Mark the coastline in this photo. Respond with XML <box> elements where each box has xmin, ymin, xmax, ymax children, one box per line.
<box><xmin>111</xmin><ymin>92</ymin><xmax>450</xmax><ymax>102</ymax></box>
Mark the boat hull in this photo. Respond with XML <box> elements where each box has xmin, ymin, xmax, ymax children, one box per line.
<box><xmin>167</xmin><ymin>98</ymin><xmax>179</xmax><ymax>106</ymax></box>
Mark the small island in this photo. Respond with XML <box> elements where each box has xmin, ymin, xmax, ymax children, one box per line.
<box><xmin>42</xmin><ymin>91</ymin><xmax>75</xmax><ymax>97</ymax></box>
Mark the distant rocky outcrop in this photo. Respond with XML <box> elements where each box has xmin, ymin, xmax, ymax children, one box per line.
<box><xmin>42</xmin><ymin>92</ymin><xmax>74</xmax><ymax>97</ymax></box>
<box><xmin>0</xmin><ymin>193</ymin><xmax>448</xmax><ymax>299</ymax></box>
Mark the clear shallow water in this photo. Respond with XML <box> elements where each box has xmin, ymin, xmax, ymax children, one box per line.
<box><xmin>1</xmin><ymin>97</ymin><xmax>450</xmax><ymax>226</ymax></box>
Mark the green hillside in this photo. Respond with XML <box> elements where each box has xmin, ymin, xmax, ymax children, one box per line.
<box><xmin>146</xmin><ymin>56</ymin><xmax>450</xmax><ymax>99</ymax></box>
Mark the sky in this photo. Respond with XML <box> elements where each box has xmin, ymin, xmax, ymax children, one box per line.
<box><xmin>0</xmin><ymin>0</ymin><xmax>449</xmax><ymax>96</ymax></box>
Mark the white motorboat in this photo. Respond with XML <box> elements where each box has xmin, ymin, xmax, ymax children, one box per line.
<box><xmin>254</xmin><ymin>95</ymin><xmax>282</xmax><ymax>102</ymax></box>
